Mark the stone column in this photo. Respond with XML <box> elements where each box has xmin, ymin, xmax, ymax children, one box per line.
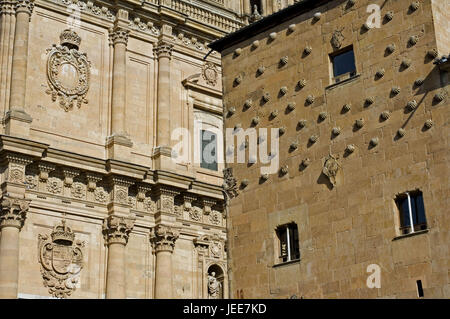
<box><xmin>103</xmin><ymin>214</ymin><xmax>135</xmax><ymax>299</ymax></box>
<box><xmin>0</xmin><ymin>0</ymin><xmax>16</xmax><ymax>111</ymax></box>
<box><xmin>106</xmin><ymin>9</ymin><xmax>132</xmax><ymax>160</ymax></box>
<box><xmin>0</xmin><ymin>196</ymin><xmax>29</xmax><ymax>299</ymax></box>
<box><xmin>6</xmin><ymin>0</ymin><xmax>34</xmax><ymax>137</ymax></box>
<box><xmin>151</xmin><ymin>224</ymin><xmax>179</xmax><ymax>299</ymax></box>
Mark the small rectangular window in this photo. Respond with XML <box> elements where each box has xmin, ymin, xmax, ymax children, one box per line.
<box><xmin>276</xmin><ymin>223</ymin><xmax>300</xmax><ymax>263</ymax></box>
<box><xmin>330</xmin><ymin>46</ymin><xmax>356</xmax><ymax>83</ymax></box>
<box><xmin>416</xmin><ymin>280</ymin><xmax>424</xmax><ymax>298</ymax></box>
<box><xmin>200</xmin><ymin>130</ymin><xmax>218</xmax><ymax>171</ymax></box>
<box><xmin>395</xmin><ymin>190</ymin><xmax>427</xmax><ymax>235</ymax></box>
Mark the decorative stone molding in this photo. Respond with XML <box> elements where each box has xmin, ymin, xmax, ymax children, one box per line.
<box><xmin>153</xmin><ymin>42</ymin><xmax>173</xmax><ymax>60</ymax></box>
<box><xmin>137</xmin><ymin>184</ymin><xmax>151</xmax><ymax>202</ymax></box>
<box><xmin>150</xmin><ymin>224</ymin><xmax>179</xmax><ymax>253</ymax></box>
<box><xmin>154</xmin><ymin>186</ymin><xmax>179</xmax><ymax>214</ymax></box>
<box><xmin>322</xmin><ymin>154</ymin><xmax>340</xmax><ymax>187</ymax></box>
<box><xmin>45</xmin><ymin>29</ymin><xmax>91</xmax><ymax>111</ymax></box>
<box><xmin>71</xmin><ymin>182</ymin><xmax>85</xmax><ymax>199</ymax></box>
<box><xmin>109</xmin><ymin>27</ymin><xmax>129</xmax><ymax>45</ymax></box>
<box><xmin>209</xmin><ymin>210</ymin><xmax>222</xmax><ymax>226</ymax></box>
<box><xmin>129</xmin><ymin>17</ymin><xmax>160</xmax><ymax>36</ymax></box>
<box><xmin>94</xmin><ymin>188</ymin><xmax>108</xmax><ymax>203</ymax></box>
<box><xmin>202</xmin><ymin>62</ymin><xmax>219</xmax><ymax>86</ymax></box>
<box><xmin>47</xmin><ymin>177</ymin><xmax>63</xmax><ymax>194</ymax></box>
<box><xmin>331</xmin><ymin>29</ymin><xmax>344</xmax><ymax>49</ymax></box>
<box><xmin>201</xmin><ymin>198</ymin><xmax>216</xmax><ymax>216</ymax></box>
<box><xmin>1</xmin><ymin>0</ymin><xmax>16</xmax><ymax>15</ymax></box>
<box><xmin>102</xmin><ymin>214</ymin><xmax>135</xmax><ymax>245</ymax></box>
<box><xmin>15</xmin><ymin>0</ymin><xmax>34</xmax><ymax>15</ymax></box>
<box><xmin>189</xmin><ymin>206</ymin><xmax>202</xmax><ymax>221</ymax></box>
<box><xmin>48</xmin><ymin>0</ymin><xmax>115</xmax><ymax>21</ymax></box>
<box><xmin>0</xmin><ymin>196</ymin><xmax>29</xmax><ymax>229</ymax></box>
<box><xmin>38</xmin><ymin>220</ymin><xmax>84</xmax><ymax>299</ymax></box>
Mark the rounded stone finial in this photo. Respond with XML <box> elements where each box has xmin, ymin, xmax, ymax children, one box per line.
<box><xmin>257</xmin><ymin>66</ymin><xmax>266</xmax><ymax>75</ymax></box>
<box><xmin>391</xmin><ymin>87</ymin><xmax>401</xmax><ymax>95</ymax></box>
<box><xmin>319</xmin><ymin>112</ymin><xmax>328</xmax><ymax>121</ymax></box>
<box><xmin>332</xmin><ymin>127</ymin><xmax>341</xmax><ymax>136</ymax></box>
<box><xmin>288</xmin><ymin>24</ymin><xmax>296</xmax><ymax>32</ymax></box>
<box><xmin>309</xmin><ymin>135</ymin><xmax>318</xmax><ymax>143</ymax></box>
<box><xmin>306</xmin><ymin>95</ymin><xmax>315</xmax><ymax>105</ymax></box>
<box><xmin>270</xmin><ymin>109</ymin><xmax>279</xmax><ymax>118</ymax></box>
<box><xmin>269</xmin><ymin>32</ymin><xmax>277</xmax><ymax>40</ymax></box>
<box><xmin>427</xmin><ymin>49</ymin><xmax>438</xmax><ymax>58</ymax></box>
<box><xmin>298</xmin><ymin>79</ymin><xmax>307</xmax><ymax>88</ymax></box>
<box><xmin>424</xmin><ymin>119</ymin><xmax>433</xmax><ymax>129</ymax></box>
<box><xmin>304</xmin><ymin>46</ymin><xmax>312</xmax><ymax>55</ymax></box>
<box><xmin>414</xmin><ymin>78</ymin><xmax>424</xmax><ymax>86</ymax></box>
<box><xmin>410</xmin><ymin>1</ymin><xmax>420</xmax><ymax>11</ymax></box>
<box><xmin>408</xmin><ymin>35</ymin><xmax>419</xmax><ymax>46</ymax></box>
<box><xmin>370</xmin><ymin>137</ymin><xmax>379</xmax><ymax>147</ymax></box>
<box><xmin>280</xmin><ymin>56</ymin><xmax>289</xmax><ymax>65</ymax></box>
<box><xmin>386</xmin><ymin>43</ymin><xmax>396</xmax><ymax>53</ymax></box>
<box><xmin>342</xmin><ymin>103</ymin><xmax>351</xmax><ymax>112</ymax></box>
<box><xmin>252</xmin><ymin>40</ymin><xmax>260</xmax><ymax>48</ymax></box>
<box><xmin>298</xmin><ymin>119</ymin><xmax>307</xmax><ymax>128</ymax></box>
<box><xmin>376</xmin><ymin>69</ymin><xmax>385</xmax><ymax>78</ymax></box>
<box><xmin>287</xmin><ymin>102</ymin><xmax>296</xmax><ymax>111</ymax></box>
<box><xmin>280</xmin><ymin>86</ymin><xmax>288</xmax><ymax>95</ymax></box>
<box><xmin>397</xmin><ymin>128</ymin><xmax>406</xmax><ymax>137</ymax></box>
<box><xmin>355</xmin><ymin>118</ymin><xmax>365</xmax><ymax>128</ymax></box>
<box><xmin>407</xmin><ymin>100</ymin><xmax>418</xmax><ymax>111</ymax></box>
<box><xmin>345</xmin><ymin>144</ymin><xmax>355</xmax><ymax>154</ymax></box>
<box><xmin>385</xmin><ymin>11</ymin><xmax>394</xmax><ymax>21</ymax></box>
<box><xmin>301</xmin><ymin>158</ymin><xmax>311</xmax><ymax>167</ymax></box>
<box><xmin>434</xmin><ymin>92</ymin><xmax>445</xmax><ymax>102</ymax></box>
<box><xmin>251</xmin><ymin>116</ymin><xmax>260</xmax><ymax>125</ymax></box>
<box><xmin>262</xmin><ymin>92</ymin><xmax>271</xmax><ymax>103</ymax></box>
<box><xmin>234</xmin><ymin>48</ymin><xmax>242</xmax><ymax>56</ymax></box>
<box><xmin>380</xmin><ymin>111</ymin><xmax>390</xmax><ymax>121</ymax></box>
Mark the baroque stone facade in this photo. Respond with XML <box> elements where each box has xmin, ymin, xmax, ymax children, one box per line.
<box><xmin>0</xmin><ymin>0</ymin><xmax>248</xmax><ymax>299</ymax></box>
<box><xmin>211</xmin><ymin>0</ymin><xmax>449</xmax><ymax>298</ymax></box>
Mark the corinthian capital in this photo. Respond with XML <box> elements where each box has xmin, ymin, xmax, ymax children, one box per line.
<box><xmin>153</xmin><ymin>42</ymin><xmax>173</xmax><ymax>60</ymax></box>
<box><xmin>109</xmin><ymin>27</ymin><xmax>129</xmax><ymax>46</ymax></box>
<box><xmin>102</xmin><ymin>214</ymin><xmax>135</xmax><ymax>245</ymax></box>
<box><xmin>15</xmin><ymin>0</ymin><xmax>34</xmax><ymax>15</ymax></box>
<box><xmin>0</xmin><ymin>195</ymin><xmax>30</xmax><ymax>229</ymax></box>
<box><xmin>150</xmin><ymin>224</ymin><xmax>179</xmax><ymax>253</ymax></box>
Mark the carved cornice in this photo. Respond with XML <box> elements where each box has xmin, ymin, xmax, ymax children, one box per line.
<box><xmin>0</xmin><ymin>195</ymin><xmax>30</xmax><ymax>229</ymax></box>
<box><xmin>153</xmin><ymin>42</ymin><xmax>173</xmax><ymax>60</ymax></box>
<box><xmin>109</xmin><ymin>27</ymin><xmax>129</xmax><ymax>46</ymax></box>
<box><xmin>15</xmin><ymin>0</ymin><xmax>34</xmax><ymax>15</ymax></box>
<box><xmin>102</xmin><ymin>214</ymin><xmax>135</xmax><ymax>245</ymax></box>
<box><xmin>150</xmin><ymin>224</ymin><xmax>179</xmax><ymax>253</ymax></box>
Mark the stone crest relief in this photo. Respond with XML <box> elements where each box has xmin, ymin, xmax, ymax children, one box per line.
<box><xmin>202</xmin><ymin>62</ymin><xmax>219</xmax><ymax>86</ymax></box>
<box><xmin>331</xmin><ymin>28</ymin><xmax>345</xmax><ymax>49</ymax></box>
<box><xmin>38</xmin><ymin>220</ymin><xmax>84</xmax><ymax>298</ymax></box>
<box><xmin>322</xmin><ymin>154</ymin><xmax>341</xmax><ymax>187</ymax></box>
<box><xmin>45</xmin><ymin>29</ymin><xmax>91</xmax><ymax>111</ymax></box>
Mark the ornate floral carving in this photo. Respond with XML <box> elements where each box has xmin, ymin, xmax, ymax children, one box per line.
<box><xmin>223</xmin><ymin>168</ymin><xmax>238</xmax><ymax>199</ymax></box>
<box><xmin>38</xmin><ymin>220</ymin><xmax>84</xmax><ymax>299</ymax></box>
<box><xmin>322</xmin><ymin>154</ymin><xmax>340</xmax><ymax>187</ymax></box>
<box><xmin>202</xmin><ymin>62</ymin><xmax>219</xmax><ymax>86</ymax></box>
<box><xmin>143</xmin><ymin>197</ymin><xmax>156</xmax><ymax>212</ymax></box>
<box><xmin>0</xmin><ymin>196</ymin><xmax>29</xmax><ymax>229</ymax></box>
<box><xmin>128</xmin><ymin>17</ymin><xmax>160</xmax><ymax>36</ymax></box>
<box><xmin>8</xmin><ymin>164</ymin><xmax>24</xmax><ymax>183</ymax></box>
<box><xmin>71</xmin><ymin>182</ymin><xmax>85</xmax><ymax>199</ymax></box>
<box><xmin>45</xmin><ymin>29</ymin><xmax>91</xmax><ymax>111</ymax></box>
<box><xmin>109</xmin><ymin>27</ymin><xmax>129</xmax><ymax>45</ymax></box>
<box><xmin>150</xmin><ymin>225</ymin><xmax>179</xmax><ymax>253</ymax></box>
<box><xmin>47</xmin><ymin>177</ymin><xmax>62</xmax><ymax>194</ymax></box>
<box><xmin>94</xmin><ymin>188</ymin><xmax>107</xmax><ymax>203</ymax></box>
<box><xmin>153</xmin><ymin>42</ymin><xmax>173</xmax><ymax>60</ymax></box>
<box><xmin>102</xmin><ymin>214</ymin><xmax>135</xmax><ymax>245</ymax></box>
<box><xmin>25</xmin><ymin>175</ymin><xmax>38</xmax><ymax>190</ymax></box>
<box><xmin>209</xmin><ymin>211</ymin><xmax>222</xmax><ymax>225</ymax></box>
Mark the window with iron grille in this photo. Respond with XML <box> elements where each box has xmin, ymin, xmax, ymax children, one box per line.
<box><xmin>395</xmin><ymin>190</ymin><xmax>427</xmax><ymax>235</ymax></box>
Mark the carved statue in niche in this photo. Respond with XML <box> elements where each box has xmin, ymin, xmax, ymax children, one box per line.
<box><xmin>208</xmin><ymin>272</ymin><xmax>222</xmax><ymax>299</ymax></box>
<box><xmin>322</xmin><ymin>154</ymin><xmax>341</xmax><ymax>187</ymax></box>
<box><xmin>45</xmin><ymin>29</ymin><xmax>91</xmax><ymax>111</ymax></box>
<box><xmin>38</xmin><ymin>219</ymin><xmax>84</xmax><ymax>299</ymax></box>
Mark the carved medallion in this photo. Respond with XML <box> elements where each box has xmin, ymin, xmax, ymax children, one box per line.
<box><xmin>190</xmin><ymin>206</ymin><xmax>202</xmax><ymax>222</ymax></box>
<box><xmin>38</xmin><ymin>220</ymin><xmax>84</xmax><ymax>298</ymax></box>
<box><xmin>202</xmin><ymin>62</ymin><xmax>218</xmax><ymax>86</ymax></box>
<box><xmin>331</xmin><ymin>28</ymin><xmax>345</xmax><ymax>49</ymax></box>
<box><xmin>209</xmin><ymin>211</ymin><xmax>222</xmax><ymax>225</ymax></box>
<box><xmin>322</xmin><ymin>154</ymin><xmax>341</xmax><ymax>187</ymax></box>
<box><xmin>45</xmin><ymin>29</ymin><xmax>91</xmax><ymax>111</ymax></box>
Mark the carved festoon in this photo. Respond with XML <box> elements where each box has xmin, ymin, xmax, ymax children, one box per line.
<box><xmin>150</xmin><ymin>224</ymin><xmax>179</xmax><ymax>253</ymax></box>
<box><xmin>102</xmin><ymin>214</ymin><xmax>135</xmax><ymax>245</ymax></box>
<box><xmin>45</xmin><ymin>29</ymin><xmax>91</xmax><ymax>111</ymax></box>
<box><xmin>38</xmin><ymin>220</ymin><xmax>84</xmax><ymax>299</ymax></box>
<box><xmin>0</xmin><ymin>196</ymin><xmax>30</xmax><ymax>229</ymax></box>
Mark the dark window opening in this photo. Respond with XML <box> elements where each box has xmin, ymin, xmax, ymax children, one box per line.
<box><xmin>395</xmin><ymin>190</ymin><xmax>427</xmax><ymax>235</ymax></box>
<box><xmin>200</xmin><ymin>130</ymin><xmax>218</xmax><ymax>171</ymax></box>
<box><xmin>416</xmin><ymin>280</ymin><xmax>424</xmax><ymax>298</ymax></box>
<box><xmin>250</xmin><ymin>0</ymin><xmax>262</xmax><ymax>14</ymax></box>
<box><xmin>276</xmin><ymin>223</ymin><xmax>300</xmax><ymax>263</ymax></box>
<box><xmin>330</xmin><ymin>46</ymin><xmax>356</xmax><ymax>83</ymax></box>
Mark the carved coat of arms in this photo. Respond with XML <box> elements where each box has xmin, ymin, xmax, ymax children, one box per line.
<box><xmin>202</xmin><ymin>62</ymin><xmax>218</xmax><ymax>86</ymax></box>
<box><xmin>46</xmin><ymin>29</ymin><xmax>91</xmax><ymax>111</ymax></box>
<box><xmin>331</xmin><ymin>28</ymin><xmax>345</xmax><ymax>49</ymax></box>
<box><xmin>38</xmin><ymin>220</ymin><xmax>84</xmax><ymax>298</ymax></box>
<box><xmin>322</xmin><ymin>154</ymin><xmax>341</xmax><ymax>187</ymax></box>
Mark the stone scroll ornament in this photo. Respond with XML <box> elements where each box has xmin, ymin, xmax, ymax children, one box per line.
<box><xmin>38</xmin><ymin>220</ymin><xmax>84</xmax><ymax>298</ymax></box>
<box><xmin>45</xmin><ymin>29</ymin><xmax>91</xmax><ymax>111</ymax></box>
<box><xmin>322</xmin><ymin>154</ymin><xmax>341</xmax><ymax>187</ymax></box>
